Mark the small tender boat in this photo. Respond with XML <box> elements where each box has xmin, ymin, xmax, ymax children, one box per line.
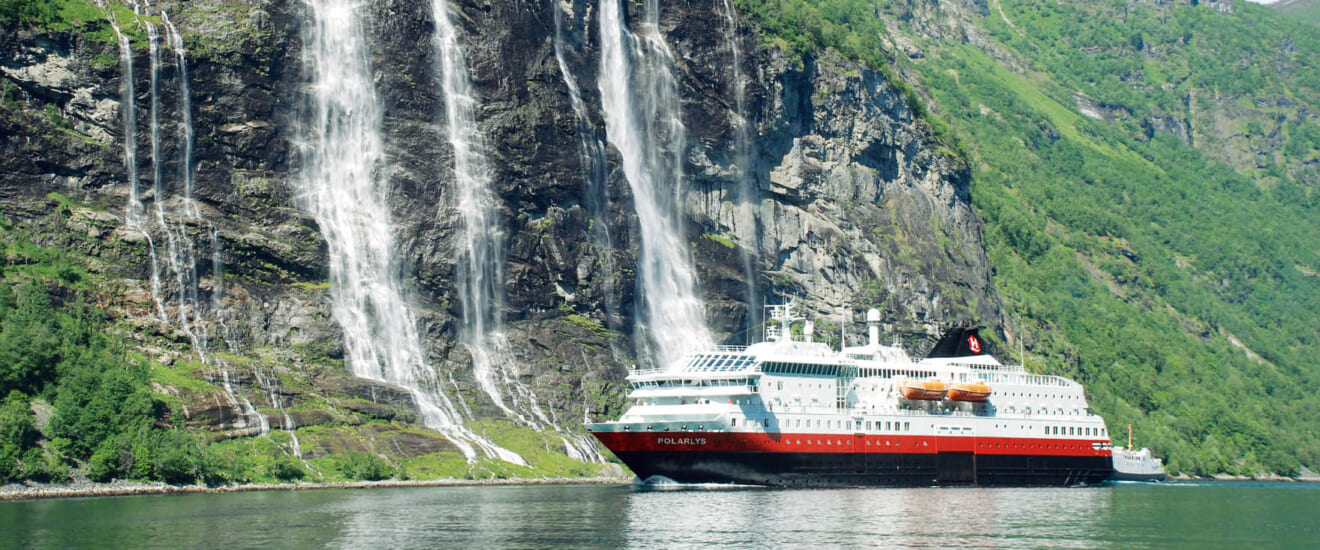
<box><xmin>900</xmin><ymin>379</ymin><xmax>948</xmax><ymax>400</ymax></box>
<box><xmin>948</xmin><ymin>381</ymin><xmax>992</xmax><ymax>402</ymax></box>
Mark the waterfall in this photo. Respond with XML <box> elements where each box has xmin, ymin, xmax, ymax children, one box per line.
<box><xmin>720</xmin><ymin>0</ymin><xmax>761</xmax><ymax>341</ymax></box>
<box><xmin>100</xmin><ymin>1</ymin><xmax>269</xmax><ymax>436</ymax></box>
<box><xmin>106</xmin><ymin>4</ymin><xmax>140</xmax><ymax>223</ymax></box>
<box><xmin>300</xmin><ymin>0</ymin><xmax>522</xmax><ymax>464</ymax></box>
<box><xmin>546</xmin><ymin>1</ymin><xmax>615</xmax><ymax>464</ymax></box>
<box><xmin>598</xmin><ymin>0</ymin><xmax>713</xmax><ymax>369</ymax></box>
<box><xmin>553</xmin><ymin>0</ymin><xmax>620</xmax><ymax>339</ymax></box>
<box><xmin>432</xmin><ymin>0</ymin><xmax>558</xmax><ymax>433</ymax></box>
<box><xmin>163</xmin><ymin>12</ymin><xmax>196</xmax><ymax>215</ymax></box>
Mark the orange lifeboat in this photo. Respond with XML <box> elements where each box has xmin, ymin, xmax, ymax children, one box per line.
<box><xmin>900</xmin><ymin>379</ymin><xmax>948</xmax><ymax>400</ymax></box>
<box><xmin>948</xmin><ymin>381</ymin><xmax>992</xmax><ymax>402</ymax></box>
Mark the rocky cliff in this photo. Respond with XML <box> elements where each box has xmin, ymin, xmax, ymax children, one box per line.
<box><xmin>0</xmin><ymin>0</ymin><xmax>996</xmax><ymax>474</ymax></box>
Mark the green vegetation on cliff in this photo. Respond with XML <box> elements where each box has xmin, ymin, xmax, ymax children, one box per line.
<box><xmin>0</xmin><ymin>222</ymin><xmax>619</xmax><ymax>485</ymax></box>
<box><xmin>738</xmin><ymin>0</ymin><xmax>1320</xmax><ymax>475</ymax></box>
<box><xmin>0</xmin><ymin>229</ymin><xmax>184</xmax><ymax>484</ymax></box>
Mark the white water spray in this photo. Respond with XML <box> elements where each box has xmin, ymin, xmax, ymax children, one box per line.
<box><xmin>300</xmin><ymin>0</ymin><xmax>522</xmax><ymax>464</ymax></box>
<box><xmin>598</xmin><ymin>0</ymin><xmax>713</xmax><ymax>369</ymax></box>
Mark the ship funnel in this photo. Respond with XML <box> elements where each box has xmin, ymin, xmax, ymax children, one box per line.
<box><xmin>867</xmin><ymin>308</ymin><xmax>880</xmax><ymax>347</ymax></box>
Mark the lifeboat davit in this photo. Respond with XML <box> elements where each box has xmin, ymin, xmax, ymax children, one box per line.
<box><xmin>900</xmin><ymin>379</ymin><xmax>947</xmax><ymax>400</ymax></box>
<box><xmin>949</xmin><ymin>381</ymin><xmax>992</xmax><ymax>402</ymax></box>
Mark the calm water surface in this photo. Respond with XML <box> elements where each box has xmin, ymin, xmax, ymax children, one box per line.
<box><xmin>2</xmin><ymin>482</ymin><xmax>1317</xmax><ymax>548</ymax></box>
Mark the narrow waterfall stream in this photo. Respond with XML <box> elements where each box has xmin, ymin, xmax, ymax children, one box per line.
<box><xmin>300</xmin><ymin>0</ymin><xmax>522</xmax><ymax>464</ymax></box>
<box><xmin>102</xmin><ymin>1</ymin><xmax>269</xmax><ymax>436</ymax></box>
<box><xmin>720</xmin><ymin>0</ymin><xmax>762</xmax><ymax>340</ymax></box>
<box><xmin>549</xmin><ymin>1</ymin><xmax>617</xmax><ymax>463</ymax></box>
<box><xmin>598</xmin><ymin>0</ymin><xmax>713</xmax><ymax>370</ymax></box>
<box><xmin>435</xmin><ymin>0</ymin><xmax>601</xmax><ymax>462</ymax></box>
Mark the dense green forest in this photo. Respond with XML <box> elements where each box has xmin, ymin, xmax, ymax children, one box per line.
<box><xmin>736</xmin><ymin>0</ymin><xmax>1320</xmax><ymax>475</ymax></box>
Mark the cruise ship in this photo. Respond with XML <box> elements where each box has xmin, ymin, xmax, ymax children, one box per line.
<box><xmin>587</xmin><ymin>303</ymin><xmax>1115</xmax><ymax>487</ymax></box>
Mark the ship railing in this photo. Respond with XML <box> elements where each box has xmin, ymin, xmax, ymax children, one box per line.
<box><xmin>849</xmin><ymin>407</ymin><xmax>986</xmax><ymax>418</ymax></box>
<box><xmin>710</xmin><ymin>345</ymin><xmax>748</xmax><ymax>352</ymax></box>
<box><xmin>970</xmin><ymin>371</ymin><xmax>1075</xmax><ymax>387</ymax></box>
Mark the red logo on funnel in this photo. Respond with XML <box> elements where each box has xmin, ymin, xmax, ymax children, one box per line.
<box><xmin>967</xmin><ymin>334</ymin><xmax>981</xmax><ymax>353</ymax></box>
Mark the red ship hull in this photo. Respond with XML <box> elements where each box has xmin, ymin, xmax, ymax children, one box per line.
<box><xmin>592</xmin><ymin>430</ymin><xmax>1113</xmax><ymax>487</ymax></box>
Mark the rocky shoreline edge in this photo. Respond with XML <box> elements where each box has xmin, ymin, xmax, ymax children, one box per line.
<box><xmin>0</xmin><ymin>476</ymin><xmax>636</xmax><ymax>502</ymax></box>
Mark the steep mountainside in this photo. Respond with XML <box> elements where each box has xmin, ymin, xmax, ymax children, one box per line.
<box><xmin>1273</xmin><ymin>0</ymin><xmax>1320</xmax><ymax>25</ymax></box>
<box><xmin>1</xmin><ymin>0</ymin><xmax>993</xmax><ymax>483</ymax></box>
<box><xmin>3</xmin><ymin>0</ymin><xmax>1315</xmax><ymax>483</ymax></box>
<box><xmin>735</xmin><ymin>0</ymin><xmax>1320</xmax><ymax>475</ymax></box>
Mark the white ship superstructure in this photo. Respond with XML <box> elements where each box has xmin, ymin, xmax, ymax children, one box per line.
<box><xmin>589</xmin><ymin>303</ymin><xmax>1115</xmax><ymax>486</ymax></box>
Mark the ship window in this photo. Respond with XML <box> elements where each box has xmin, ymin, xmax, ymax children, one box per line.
<box><xmin>764</xmin><ymin>418</ymin><xmax>769</xmax><ymax>427</ymax></box>
<box><xmin>866</xmin><ymin>421</ymin><xmax>872</xmax><ymax>430</ymax></box>
<box><xmin>1069</xmin><ymin>427</ymin><xmax>1075</xmax><ymax>435</ymax></box>
<box><xmin>904</xmin><ymin>422</ymin><xmax>910</xmax><ymax>431</ymax></box>
<box><xmin>730</xmin><ymin>419</ymin><xmax>736</xmax><ymax>427</ymax></box>
<box><xmin>1044</xmin><ymin>426</ymin><xmax>1049</xmax><ymax>435</ymax></box>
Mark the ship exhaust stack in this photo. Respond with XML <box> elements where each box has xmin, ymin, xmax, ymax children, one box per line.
<box><xmin>926</xmin><ymin>325</ymin><xmax>988</xmax><ymax>358</ymax></box>
<box><xmin>867</xmin><ymin>309</ymin><xmax>881</xmax><ymax>347</ymax></box>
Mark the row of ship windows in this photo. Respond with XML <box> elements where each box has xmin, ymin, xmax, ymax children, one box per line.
<box><xmin>683</xmin><ymin>355</ymin><xmax>757</xmax><ymax>372</ymax></box>
<box><xmin>1001</xmin><ymin>392</ymin><xmax>1081</xmax><ymax>400</ymax></box>
<box><xmin>1047</xmin><ymin>425</ymin><xmax>1104</xmax><ymax>437</ymax></box>
<box><xmin>633</xmin><ymin>420</ymin><xmax>913</xmax><ymax>433</ymax></box>
<box><xmin>979</xmin><ymin>442</ymin><xmax>1098</xmax><ymax>451</ymax></box>
<box><xmin>728</xmin><ymin>418</ymin><xmax>914</xmax><ymax>432</ymax></box>
<box><xmin>1004</xmin><ymin>406</ymin><xmax>1087</xmax><ymax>416</ymax></box>
<box><xmin>991</xmin><ymin>423</ymin><xmax>1107</xmax><ymax>437</ymax></box>
<box><xmin>632</xmin><ymin>378</ymin><xmax>754</xmax><ymax>390</ymax></box>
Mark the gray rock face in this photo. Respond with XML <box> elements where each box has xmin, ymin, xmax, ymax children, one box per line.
<box><xmin>0</xmin><ymin>0</ymin><xmax>1001</xmax><ymax>447</ymax></box>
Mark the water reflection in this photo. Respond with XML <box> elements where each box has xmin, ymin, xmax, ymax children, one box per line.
<box><xmin>623</xmin><ymin>486</ymin><xmax>1112</xmax><ymax>548</ymax></box>
<box><xmin>324</xmin><ymin>485</ymin><xmax>631</xmax><ymax>548</ymax></box>
<box><xmin>3</xmin><ymin>482</ymin><xmax>1318</xmax><ymax>548</ymax></box>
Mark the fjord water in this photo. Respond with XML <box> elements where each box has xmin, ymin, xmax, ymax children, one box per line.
<box><xmin>4</xmin><ymin>483</ymin><xmax>1316</xmax><ymax>548</ymax></box>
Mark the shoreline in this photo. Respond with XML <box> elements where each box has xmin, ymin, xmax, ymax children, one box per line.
<box><xmin>1166</xmin><ymin>474</ymin><xmax>1320</xmax><ymax>483</ymax></box>
<box><xmin>8</xmin><ymin>473</ymin><xmax>1318</xmax><ymax>501</ymax></box>
<box><xmin>0</xmin><ymin>476</ymin><xmax>635</xmax><ymax>502</ymax></box>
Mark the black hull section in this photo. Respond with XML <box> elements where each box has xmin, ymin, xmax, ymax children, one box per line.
<box><xmin>616</xmin><ymin>451</ymin><xmax>1113</xmax><ymax>488</ymax></box>
<box><xmin>1108</xmin><ymin>472</ymin><xmax>1167</xmax><ymax>482</ymax></box>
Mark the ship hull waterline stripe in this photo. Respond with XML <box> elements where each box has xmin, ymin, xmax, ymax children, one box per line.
<box><xmin>593</xmin><ymin>431</ymin><xmax>1113</xmax><ymax>487</ymax></box>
